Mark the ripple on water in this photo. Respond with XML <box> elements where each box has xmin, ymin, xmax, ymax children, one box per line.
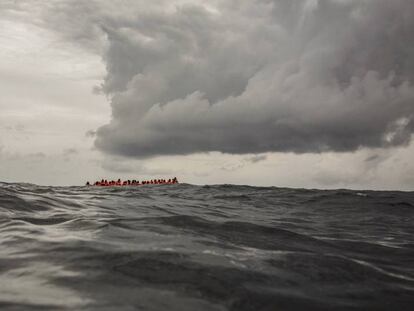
<box><xmin>0</xmin><ymin>182</ymin><xmax>413</xmax><ymax>310</ymax></box>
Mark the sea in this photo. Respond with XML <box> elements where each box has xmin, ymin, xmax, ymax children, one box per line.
<box><xmin>0</xmin><ymin>182</ymin><xmax>413</xmax><ymax>310</ymax></box>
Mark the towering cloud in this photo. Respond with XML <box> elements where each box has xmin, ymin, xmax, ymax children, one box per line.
<box><xmin>17</xmin><ymin>0</ymin><xmax>414</xmax><ymax>157</ymax></box>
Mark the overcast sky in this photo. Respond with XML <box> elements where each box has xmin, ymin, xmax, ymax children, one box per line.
<box><xmin>1</xmin><ymin>0</ymin><xmax>414</xmax><ymax>190</ymax></box>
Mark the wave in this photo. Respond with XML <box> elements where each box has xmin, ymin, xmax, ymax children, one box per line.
<box><xmin>0</xmin><ymin>182</ymin><xmax>413</xmax><ymax>310</ymax></box>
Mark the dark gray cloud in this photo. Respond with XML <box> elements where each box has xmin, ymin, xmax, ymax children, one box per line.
<box><xmin>25</xmin><ymin>0</ymin><xmax>414</xmax><ymax>157</ymax></box>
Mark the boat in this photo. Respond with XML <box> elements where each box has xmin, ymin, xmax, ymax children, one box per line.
<box><xmin>86</xmin><ymin>177</ymin><xmax>178</xmax><ymax>186</ymax></box>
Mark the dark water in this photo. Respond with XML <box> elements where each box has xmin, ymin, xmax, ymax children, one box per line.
<box><xmin>0</xmin><ymin>182</ymin><xmax>413</xmax><ymax>310</ymax></box>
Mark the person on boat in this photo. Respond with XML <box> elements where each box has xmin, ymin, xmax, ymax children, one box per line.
<box><xmin>86</xmin><ymin>181</ymin><xmax>90</xmax><ymax>186</ymax></box>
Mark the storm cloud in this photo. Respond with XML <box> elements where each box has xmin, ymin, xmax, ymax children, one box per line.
<box><xmin>24</xmin><ymin>0</ymin><xmax>414</xmax><ymax>157</ymax></box>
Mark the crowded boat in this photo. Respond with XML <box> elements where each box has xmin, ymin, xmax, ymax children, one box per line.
<box><xmin>85</xmin><ymin>177</ymin><xmax>178</xmax><ymax>186</ymax></box>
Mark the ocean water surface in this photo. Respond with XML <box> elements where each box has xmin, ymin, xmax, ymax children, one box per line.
<box><xmin>0</xmin><ymin>182</ymin><xmax>413</xmax><ymax>310</ymax></box>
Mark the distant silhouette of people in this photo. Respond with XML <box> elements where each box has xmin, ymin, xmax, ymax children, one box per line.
<box><xmin>89</xmin><ymin>177</ymin><xmax>179</xmax><ymax>186</ymax></box>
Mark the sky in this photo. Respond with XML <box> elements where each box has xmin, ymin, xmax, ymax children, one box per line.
<box><xmin>1</xmin><ymin>0</ymin><xmax>414</xmax><ymax>190</ymax></box>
